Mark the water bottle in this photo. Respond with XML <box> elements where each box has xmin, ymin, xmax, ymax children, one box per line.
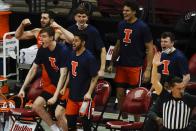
<box><xmin>79</xmin><ymin>101</ymin><xmax>90</xmax><ymax>117</ymax></box>
<box><xmin>79</xmin><ymin>100</ymin><xmax>92</xmax><ymax>119</ymax></box>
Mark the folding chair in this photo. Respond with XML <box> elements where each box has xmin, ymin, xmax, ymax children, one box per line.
<box><xmin>106</xmin><ymin>87</ymin><xmax>151</xmax><ymax>131</ymax></box>
<box><xmin>0</xmin><ymin>92</ymin><xmax>23</xmax><ymax>131</ymax></box>
<box><xmin>9</xmin><ymin>77</ymin><xmax>44</xmax><ymax>131</ymax></box>
<box><xmin>188</xmin><ymin>53</ymin><xmax>196</xmax><ymax>75</ymax></box>
<box><xmin>186</xmin><ymin>53</ymin><xmax>196</xmax><ymax>92</ymax></box>
<box><xmin>0</xmin><ymin>76</ymin><xmax>9</xmax><ymax>94</ymax></box>
<box><xmin>92</xmin><ymin>80</ymin><xmax>111</xmax><ymax>131</ymax></box>
<box><xmin>76</xmin><ymin>80</ymin><xmax>111</xmax><ymax>130</ymax></box>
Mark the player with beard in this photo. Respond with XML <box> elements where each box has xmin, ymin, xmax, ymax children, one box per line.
<box><xmin>15</xmin><ymin>11</ymin><xmax>73</xmax><ymax>48</ymax></box>
<box><xmin>18</xmin><ymin>27</ymin><xmax>69</xmax><ymax>131</ymax></box>
<box><xmin>61</xmin><ymin>32</ymin><xmax>99</xmax><ymax>131</ymax></box>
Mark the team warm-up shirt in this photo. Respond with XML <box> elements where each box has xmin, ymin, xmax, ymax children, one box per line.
<box><xmin>67</xmin><ymin>50</ymin><xmax>98</xmax><ymax>101</ymax></box>
<box><xmin>34</xmin><ymin>43</ymin><xmax>70</xmax><ymax>86</ymax></box>
<box><xmin>68</xmin><ymin>24</ymin><xmax>104</xmax><ymax>66</ymax></box>
<box><xmin>158</xmin><ymin>49</ymin><xmax>189</xmax><ymax>85</ymax></box>
<box><xmin>149</xmin><ymin>88</ymin><xmax>196</xmax><ymax>130</ymax></box>
<box><xmin>117</xmin><ymin>19</ymin><xmax>152</xmax><ymax>67</ymax></box>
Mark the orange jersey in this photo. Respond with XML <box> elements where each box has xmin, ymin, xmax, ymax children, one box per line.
<box><xmin>36</xmin><ymin>32</ymin><xmax>42</xmax><ymax>48</ymax></box>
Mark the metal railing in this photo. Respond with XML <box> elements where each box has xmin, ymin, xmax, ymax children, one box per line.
<box><xmin>27</xmin><ymin>0</ymin><xmax>47</xmax><ymax>12</ymax></box>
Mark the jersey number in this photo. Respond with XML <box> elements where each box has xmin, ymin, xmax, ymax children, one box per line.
<box><xmin>162</xmin><ymin>60</ymin><xmax>170</xmax><ymax>75</ymax></box>
<box><xmin>71</xmin><ymin>61</ymin><xmax>78</xmax><ymax>77</ymax></box>
<box><xmin>49</xmin><ymin>57</ymin><xmax>59</xmax><ymax>71</ymax></box>
<box><xmin>123</xmin><ymin>29</ymin><xmax>132</xmax><ymax>44</ymax></box>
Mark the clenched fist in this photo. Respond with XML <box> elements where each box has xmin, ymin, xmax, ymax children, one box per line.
<box><xmin>50</xmin><ymin>21</ymin><xmax>60</xmax><ymax>29</ymax></box>
<box><xmin>21</xmin><ymin>18</ymin><xmax>31</xmax><ymax>27</ymax></box>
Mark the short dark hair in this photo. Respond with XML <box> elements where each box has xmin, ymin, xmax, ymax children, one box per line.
<box><xmin>41</xmin><ymin>11</ymin><xmax>55</xmax><ymax>19</ymax></box>
<box><xmin>74</xmin><ymin>31</ymin><xmax>88</xmax><ymax>42</ymax></box>
<box><xmin>123</xmin><ymin>0</ymin><xmax>139</xmax><ymax>16</ymax></box>
<box><xmin>168</xmin><ymin>76</ymin><xmax>183</xmax><ymax>87</ymax></box>
<box><xmin>161</xmin><ymin>32</ymin><xmax>175</xmax><ymax>42</ymax></box>
<box><xmin>73</xmin><ymin>7</ymin><xmax>89</xmax><ymax>16</ymax></box>
<box><xmin>40</xmin><ymin>27</ymin><xmax>55</xmax><ymax>37</ymax></box>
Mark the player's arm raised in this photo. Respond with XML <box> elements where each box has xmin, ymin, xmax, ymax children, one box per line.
<box><xmin>15</xmin><ymin>18</ymin><xmax>39</xmax><ymax>40</ymax></box>
<box><xmin>151</xmin><ymin>52</ymin><xmax>163</xmax><ymax>95</ymax></box>
<box><xmin>51</xmin><ymin>21</ymin><xmax>74</xmax><ymax>44</ymax></box>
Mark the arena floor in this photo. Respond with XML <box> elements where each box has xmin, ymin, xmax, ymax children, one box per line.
<box><xmin>40</xmin><ymin>112</ymin><xmax>141</xmax><ymax>131</ymax></box>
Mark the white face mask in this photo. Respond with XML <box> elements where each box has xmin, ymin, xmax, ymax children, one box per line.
<box><xmin>162</xmin><ymin>47</ymin><xmax>176</xmax><ymax>54</ymax></box>
<box><xmin>76</xmin><ymin>22</ymin><xmax>88</xmax><ymax>30</ymax></box>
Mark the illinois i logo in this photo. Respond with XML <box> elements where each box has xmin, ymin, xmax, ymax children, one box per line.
<box><xmin>49</xmin><ymin>57</ymin><xmax>59</xmax><ymax>71</ymax></box>
<box><xmin>123</xmin><ymin>29</ymin><xmax>132</xmax><ymax>45</ymax></box>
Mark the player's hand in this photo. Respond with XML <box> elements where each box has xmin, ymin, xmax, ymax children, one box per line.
<box><xmin>107</xmin><ymin>65</ymin><xmax>113</xmax><ymax>73</ymax></box>
<box><xmin>153</xmin><ymin>52</ymin><xmax>163</xmax><ymax>67</ymax></box>
<box><xmin>156</xmin><ymin>117</ymin><xmax>162</xmax><ymax>124</ymax></box>
<box><xmin>18</xmin><ymin>89</ymin><xmax>25</xmax><ymax>98</ymax></box>
<box><xmin>147</xmin><ymin>90</ymin><xmax>152</xmax><ymax>96</ymax></box>
<box><xmin>155</xmin><ymin>117</ymin><xmax>163</xmax><ymax>130</ymax></box>
<box><xmin>22</xmin><ymin>19</ymin><xmax>31</xmax><ymax>27</ymax></box>
<box><xmin>47</xmin><ymin>96</ymin><xmax>57</xmax><ymax>105</ymax></box>
<box><xmin>50</xmin><ymin>21</ymin><xmax>60</xmax><ymax>29</ymax></box>
<box><xmin>98</xmin><ymin>69</ymin><xmax>105</xmax><ymax>77</ymax></box>
<box><xmin>148</xmin><ymin>86</ymin><xmax>154</xmax><ymax>96</ymax></box>
<box><xmin>142</xmin><ymin>69</ymin><xmax>151</xmax><ymax>83</ymax></box>
<box><xmin>60</xmin><ymin>88</ymin><xmax>66</xmax><ymax>95</ymax></box>
<box><xmin>84</xmin><ymin>92</ymin><xmax>91</xmax><ymax>101</ymax></box>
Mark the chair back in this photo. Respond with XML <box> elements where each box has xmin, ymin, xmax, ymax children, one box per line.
<box><xmin>121</xmin><ymin>87</ymin><xmax>151</xmax><ymax>115</ymax></box>
<box><xmin>189</xmin><ymin>53</ymin><xmax>196</xmax><ymax>75</ymax></box>
<box><xmin>94</xmin><ymin>80</ymin><xmax>111</xmax><ymax>106</ymax></box>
